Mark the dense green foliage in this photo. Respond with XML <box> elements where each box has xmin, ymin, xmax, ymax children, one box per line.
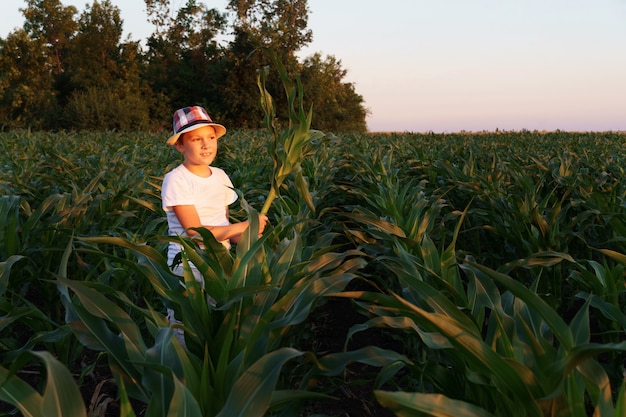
<box><xmin>1</xmin><ymin>129</ymin><xmax>626</xmax><ymax>416</ymax></box>
<box><xmin>0</xmin><ymin>0</ymin><xmax>367</xmax><ymax>132</ymax></box>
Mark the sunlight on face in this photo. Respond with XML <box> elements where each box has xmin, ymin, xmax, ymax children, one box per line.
<box><xmin>176</xmin><ymin>125</ymin><xmax>219</xmax><ymax>173</ymax></box>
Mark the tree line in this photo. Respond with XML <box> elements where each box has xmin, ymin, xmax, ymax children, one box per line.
<box><xmin>0</xmin><ymin>0</ymin><xmax>368</xmax><ymax>132</ymax></box>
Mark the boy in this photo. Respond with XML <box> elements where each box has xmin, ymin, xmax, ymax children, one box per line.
<box><xmin>162</xmin><ymin>105</ymin><xmax>268</xmax><ymax>272</ymax></box>
<box><xmin>161</xmin><ymin>106</ymin><xmax>268</xmax><ymax>337</ymax></box>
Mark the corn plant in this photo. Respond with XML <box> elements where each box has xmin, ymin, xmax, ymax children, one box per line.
<box><xmin>1</xmin><ymin>236</ymin><xmax>96</xmax><ymax>417</ymax></box>
<box><xmin>340</xmin><ymin>257</ymin><xmax>626</xmax><ymax>416</ymax></box>
<box><xmin>54</xmin><ymin>195</ymin><xmax>409</xmax><ymax>416</ymax></box>
<box><xmin>573</xmin><ymin>248</ymin><xmax>626</xmax><ymax>380</ymax></box>
<box><xmin>2</xmin><ymin>129</ymin><xmax>626</xmax><ymax>415</ymax></box>
<box><xmin>256</xmin><ymin>49</ymin><xmax>325</xmax><ymax>217</ymax></box>
<box><xmin>331</xmin><ymin>138</ymin><xmax>626</xmax><ymax>415</ymax></box>
<box><xmin>0</xmin><ymin>193</ymin><xmax>89</xmax><ymax>369</ymax></box>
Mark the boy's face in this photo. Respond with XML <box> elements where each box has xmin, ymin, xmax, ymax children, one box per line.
<box><xmin>175</xmin><ymin>125</ymin><xmax>219</xmax><ymax>167</ymax></box>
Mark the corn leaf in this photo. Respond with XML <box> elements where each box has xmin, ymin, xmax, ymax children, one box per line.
<box><xmin>375</xmin><ymin>391</ymin><xmax>496</xmax><ymax>417</ymax></box>
<box><xmin>34</xmin><ymin>351</ymin><xmax>87</xmax><ymax>417</ymax></box>
<box><xmin>117</xmin><ymin>377</ymin><xmax>138</xmax><ymax>417</ymax></box>
<box><xmin>0</xmin><ymin>364</ymin><xmax>43</xmax><ymax>417</ymax></box>
<box><xmin>216</xmin><ymin>347</ymin><xmax>303</xmax><ymax>417</ymax></box>
<box><xmin>166</xmin><ymin>373</ymin><xmax>203</xmax><ymax>417</ymax></box>
<box><xmin>0</xmin><ymin>195</ymin><xmax>21</xmax><ymax>259</ymax></box>
<box><xmin>0</xmin><ymin>254</ymin><xmax>24</xmax><ymax>297</ymax></box>
<box><xmin>462</xmin><ymin>261</ymin><xmax>574</xmax><ymax>349</ymax></box>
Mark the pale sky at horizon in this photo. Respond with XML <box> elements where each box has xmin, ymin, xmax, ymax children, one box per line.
<box><xmin>2</xmin><ymin>0</ymin><xmax>625</xmax><ymax>133</ymax></box>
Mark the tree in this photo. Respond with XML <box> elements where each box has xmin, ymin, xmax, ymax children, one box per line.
<box><xmin>0</xmin><ymin>29</ymin><xmax>57</xmax><ymax>129</ymax></box>
<box><xmin>0</xmin><ymin>0</ymin><xmax>78</xmax><ymax>128</ymax></box>
<box><xmin>227</xmin><ymin>0</ymin><xmax>312</xmax><ymax>57</ymax></box>
<box><xmin>143</xmin><ymin>0</ymin><xmax>228</xmax><ymax>126</ymax></box>
<box><xmin>219</xmin><ymin>28</ymin><xmax>271</xmax><ymax>128</ymax></box>
<box><xmin>68</xmin><ymin>0</ymin><xmax>124</xmax><ymax>91</ymax></box>
<box><xmin>221</xmin><ymin>0</ymin><xmax>313</xmax><ymax>128</ymax></box>
<box><xmin>0</xmin><ymin>0</ymin><xmax>368</xmax><ymax>132</ymax></box>
<box><xmin>21</xmin><ymin>0</ymin><xmax>78</xmax><ymax>75</ymax></box>
<box><xmin>223</xmin><ymin>0</ymin><xmax>367</xmax><ymax>132</ymax></box>
<box><xmin>300</xmin><ymin>53</ymin><xmax>368</xmax><ymax>132</ymax></box>
<box><xmin>60</xmin><ymin>1</ymin><xmax>152</xmax><ymax>130</ymax></box>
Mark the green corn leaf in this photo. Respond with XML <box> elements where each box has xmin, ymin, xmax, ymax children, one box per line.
<box><xmin>166</xmin><ymin>373</ymin><xmax>203</xmax><ymax>417</ymax></box>
<box><xmin>402</xmin><ymin>277</ymin><xmax>480</xmax><ymax>334</ymax></box>
<box><xmin>20</xmin><ymin>193</ymin><xmax>70</xmax><ymax>238</ymax></box>
<box><xmin>178</xmin><ymin>256</ymin><xmax>213</xmax><ymax>338</ymax></box>
<box><xmin>78</xmin><ymin>235</ymin><xmax>184</xmax><ymax>299</ymax></box>
<box><xmin>214</xmin><ymin>317</ymin><xmax>239</xmax><ymax>403</ymax></box>
<box><xmin>0</xmin><ymin>254</ymin><xmax>24</xmax><ymax>297</ymax></box>
<box><xmin>564</xmin><ymin>371</ymin><xmax>588</xmax><ymax>417</ymax></box>
<box><xmin>615</xmin><ymin>379</ymin><xmax>626</xmax><ymax>417</ymax></box>
<box><xmin>58</xmin><ymin>234</ymin><xmax>73</xmax><ymax>280</ymax></box>
<box><xmin>142</xmin><ymin>329</ymin><xmax>188</xmax><ymax>416</ymax></box>
<box><xmin>70</xmin><ymin>308</ymin><xmax>146</xmax><ymax>394</ymax></box>
<box><xmin>243</xmin><ymin>272</ymin><xmax>357</xmax><ymax>363</ymax></box>
<box><xmin>560</xmin><ymin>341</ymin><xmax>626</xmax><ymax>377</ymax></box>
<box><xmin>314</xmin><ymin>346</ymin><xmax>411</xmax><ymax>377</ymax></box>
<box><xmin>171</xmin><ymin>234</ymin><xmax>229</xmax><ymax>305</ymax></box>
<box><xmin>569</xmin><ymin>296</ymin><xmax>591</xmax><ymax>345</ymax></box>
<box><xmin>303</xmin><ymin>248</ymin><xmax>363</xmax><ymax>275</ymax></box>
<box><xmin>117</xmin><ymin>377</ymin><xmax>138</xmax><ymax>417</ymax></box>
<box><xmin>256</xmin><ymin>48</ymin><xmax>321</xmax><ymax>216</ymax></box>
<box><xmin>79</xmin><ymin>236</ymin><xmax>170</xmax><ymax>269</ymax></box>
<box><xmin>189</xmin><ymin>226</ymin><xmax>234</xmax><ymax>276</ymax></box>
<box><xmin>343</xmin><ymin>212</ymin><xmax>407</xmax><ymax>237</ymax></box>
<box><xmin>463</xmin><ymin>261</ymin><xmax>574</xmax><ymax>349</ymax></box>
<box><xmin>596</xmin><ymin>248</ymin><xmax>626</xmax><ymax>265</ymax></box>
<box><xmin>391</xmin><ymin>293</ymin><xmax>543</xmax><ymax>415</ymax></box>
<box><xmin>0</xmin><ymin>364</ymin><xmax>43</xmax><ymax>417</ymax></box>
<box><xmin>0</xmin><ymin>352</ymin><xmax>87</xmax><ymax>417</ymax></box>
<box><xmin>57</xmin><ymin>276</ymin><xmax>147</xmax><ymax>353</ymax></box>
<box><xmin>269</xmin><ymin>389</ymin><xmax>336</xmax><ymax>410</ymax></box>
<box><xmin>375</xmin><ymin>391</ymin><xmax>496</xmax><ymax>417</ymax></box>
<box><xmin>347</xmin><ymin>316</ymin><xmax>452</xmax><ymax>351</ymax></box>
<box><xmin>268</xmin><ymin>231</ymin><xmax>300</xmax><ymax>284</ymax></box>
<box><xmin>580</xmin><ymin>292</ymin><xmax>626</xmax><ymax>329</ymax></box>
<box><xmin>216</xmin><ymin>347</ymin><xmax>303</xmax><ymax>417</ymax></box>
<box><xmin>279</xmin><ymin>271</ymin><xmax>358</xmax><ymax>324</ymax></box>
<box><xmin>229</xmin><ymin>239</ymin><xmax>267</xmax><ymax>291</ymax></box>
<box><xmin>576</xmin><ymin>358</ymin><xmax>615</xmax><ymax>415</ymax></box>
<box><xmin>294</xmin><ymin>170</ymin><xmax>315</xmax><ymax>213</ymax></box>
<box><xmin>499</xmin><ymin>251</ymin><xmax>575</xmax><ymax>274</ymax></box>
<box><xmin>34</xmin><ymin>351</ymin><xmax>87</xmax><ymax>417</ymax></box>
<box><xmin>56</xmin><ymin>276</ymin><xmax>149</xmax><ymax>402</ymax></box>
<box><xmin>0</xmin><ymin>195</ymin><xmax>21</xmax><ymax>259</ymax></box>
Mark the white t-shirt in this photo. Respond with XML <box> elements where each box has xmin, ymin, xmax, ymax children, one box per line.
<box><xmin>161</xmin><ymin>164</ymin><xmax>238</xmax><ymax>265</ymax></box>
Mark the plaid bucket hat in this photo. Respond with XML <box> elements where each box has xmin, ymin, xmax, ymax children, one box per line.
<box><xmin>166</xmin><ymin>106</ymin><xmax>226</xmax><ymax>145</ymax></box>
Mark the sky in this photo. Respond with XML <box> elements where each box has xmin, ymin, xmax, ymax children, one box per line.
<box><xmin>2</xmin><ymin>0</ymin><xmax>626</xmax><ymax>133</ymax></box>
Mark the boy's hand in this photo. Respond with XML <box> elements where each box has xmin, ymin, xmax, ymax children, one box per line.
<box><xmin>258</xmin><ymin>215</ymin><xmax>269</xmax><ymax>234</ymax></box>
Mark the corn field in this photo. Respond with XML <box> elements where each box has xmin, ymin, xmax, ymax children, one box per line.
<box><xmin>1</xmin><ymin>128</ymin><xmax>626</xmax><ymax>417</ymax></box>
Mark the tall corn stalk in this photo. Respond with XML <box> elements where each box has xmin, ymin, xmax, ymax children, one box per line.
<box><xmin>256</xmin><ymin>48</ymin><xmax>324</xmax><ymax>216</ymax></box>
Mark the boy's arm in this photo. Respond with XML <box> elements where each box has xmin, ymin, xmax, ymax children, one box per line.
<box><xmin>172</xmin><ymin>205</ymin><xmax>249</xmax><ymax>242</ymax></box>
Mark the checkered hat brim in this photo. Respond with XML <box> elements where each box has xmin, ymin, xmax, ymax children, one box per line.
<box><xmin>166</xmin><ymin>106</ymin><xmax>226</xmax><ymax>145</ymax></box>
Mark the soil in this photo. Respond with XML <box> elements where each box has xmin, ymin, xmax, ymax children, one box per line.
<box><xmin>298</xmin><ymin>292</ymin><xmax>400</xmax><ymax>417</ymax></box>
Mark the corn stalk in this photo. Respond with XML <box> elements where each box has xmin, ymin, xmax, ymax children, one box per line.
<box><xmin>256</xmin><ymin>48</ymin><xmax>324</xmax><ymax>216</ymax></box>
